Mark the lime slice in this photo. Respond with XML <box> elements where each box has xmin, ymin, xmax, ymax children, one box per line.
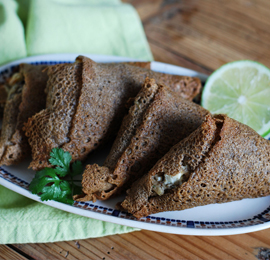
<box><xmin>201</xmin><ymin>60</ymin><xmax>270</xmax><ymax>137</ymax></box>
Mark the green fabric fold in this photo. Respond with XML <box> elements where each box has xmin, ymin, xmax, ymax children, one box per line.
<box><xmin>0</xmin><ymin>0</ymin><xmax>153</xmax><ymax>244</ymax></box>
<box><xmin>26</xmin><ymin>0</ymin><xmax>153</xmax><ymax>60</ymax></box>
<box><xmin>0</xmin><ymin>0</ymin><xmax>27</xmax><ymax>65</ymax></box>
<box><xmin>0</xmin><ymin>186</ymin><xmax>137</xmax><ymax>244</ymax></box>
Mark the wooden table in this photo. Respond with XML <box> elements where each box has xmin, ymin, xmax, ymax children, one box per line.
<box><xmin>1</xmin><ymin>0</ymin><xmax>270</xmax><ymax>259</ymax></box>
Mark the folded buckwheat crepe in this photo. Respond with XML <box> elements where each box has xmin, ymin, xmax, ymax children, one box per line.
<box><xmin>0</xmin><ymin>61</ymin><xmax>149</xmax><ymax>164</ymax></box>
<box><xmin>24</xmin><ymin>56</ymin><xmax>202</xmax><ymax>170</ymax></box>
<box><xmin>75</xmin><ymin>78</ymin><xmax>208</xmax><ymax>202</ymax></box>
<box><xmin>0</xmin><ymin>64</ymin><xmax>48</xmax><ymax>166</ymax></box>
<box><xmin>0</xmin><ymin>84</ymin><xmax>8</xmax><ymax>119</ymax></box>
<box><xmin>120</xmin><ymin>61</ymin><xmax>150</xmax><ymax>69</ymax></box>
<box><xmin>121</xmin><ymin>114</ymin><xmax>270</xmax><ymax>218</ymax></box>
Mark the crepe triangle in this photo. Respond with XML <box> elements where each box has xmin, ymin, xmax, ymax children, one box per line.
<box><xmin>121</xmin><ymin>114</ymin><xmax>270</xmax><ymax>218</ymax></box>
<box><xmin>75</xmin><ymin>78</ymin><xmax>208</xmax><ymax>202</ymax></box>
<box><xmin>0</xmin><ymin>64</ymin><xmax>48</xmax><ymax>165</ymax></box>
<box><xmin>24</xmin><ymin>56</ymin><xmax>202</xmax><ymax>170</ymax></box>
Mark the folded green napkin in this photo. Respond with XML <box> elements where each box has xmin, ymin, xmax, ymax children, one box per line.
<box><xmin>0</xmin><ymin>0</ymin><xmax>27</xmax><ymax>65</ymax></box>
<box><xmin>26</xmin><ymin>0</ymin><xmax>152</xmax><ymax>60</ymax></box>
<box><xmin>0</xmin><ymin>0</ymin><xmax>153</xmax><ymax>244</ymax></box>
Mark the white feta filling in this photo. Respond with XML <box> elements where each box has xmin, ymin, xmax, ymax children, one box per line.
<box><xmin>152</xmin><ymin>165</ymin><xmax>189</xmax><ymax>196</ymax></box>
<box><xmin>164</xmin><ymin>172</ymin><xmax>183</xmax><ymax>185</ymax></box>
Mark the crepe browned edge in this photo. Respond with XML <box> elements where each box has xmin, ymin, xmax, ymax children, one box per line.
<box><xmin>0</xmin><ymin>62</ymin><xmax>149</xmax><ymax>118</ymax></box>
<box><xmin>74</xmin><ymin>78</ymin><xmax>208</xmax><ymax>202</ymax></box>
<box><xmin>112</xmin><ymin>61</ymin><xmax>151</xmax><ymax>70</ymax></box>
<box><xmin>24</xmin><ymin>56</ymin><xmax>202</xmax><ymax>170</ymax></box>
<box><xmin>74</xmin><ymin>78</ymin><xmax>160</xmax><ymax>202</ymax></box>
<box><xmin>121</xmin><ymin>114</ymin><xmax>270</xmax><ymax>219</ymax></box>
<box><xmin>0</xmin><ymin>84</ymin><xmax>8</xmax><ymax>119</ymax></box>
<box><xmin>0</xmin><ymin>64</ymin><xmax>48</xmax><ymax>166</ymax></box>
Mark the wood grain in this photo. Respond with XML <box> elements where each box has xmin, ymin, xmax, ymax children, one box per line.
<box><xmin>11</xmin><ymin>230</ymin><xmax>270</xmax><ymax>259</ymax></box>
<box><xmin>0</xmin><ymin>245</ymin><xmax>28</xmax><ymax>260</ymax></box>
<box><xmin>124</xmin><ymin>0</ymin><xmax>270</xmax><ymax>70</ymax></box>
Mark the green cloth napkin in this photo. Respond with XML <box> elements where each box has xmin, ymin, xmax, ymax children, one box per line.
<box><xmin>26</xmin><ymin>0</ymin><xmax>152</xmax><ymax>60</ymax></box>
<box><xmin>0</xmin><ymin>0</ymin><xmax>153</xmax><ymax>244</ymax></box>
<box><xmin>0</xmin><ymin>0</ymin><xmax>27</xmax><ymax>65</ymax></box>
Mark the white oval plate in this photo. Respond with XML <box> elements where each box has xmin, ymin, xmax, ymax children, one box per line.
<box><xmin>1</xmin><ymin>54</ymin><xmax>270</xmax><ymax>236</ymax></box>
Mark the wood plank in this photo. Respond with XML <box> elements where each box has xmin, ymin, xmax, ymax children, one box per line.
<box><xmin>140</xmin><ymin>231</ymin><xmax>203</xmax><ymax>260</ymax></box>
<box><xmin>13</xmin><ymin>243</ymin><xmax>65</xmax><ymax>260</ymax></box>
<box><xmin>176</xmin><ymin>235</ymin><xmax>237</xmax><ymax>260</ymax></box>
<box><xmin>129</xmin><ymin>231</ymin><xmax>173</xmax><ymax>260</ymax></box>
<box><xmin>111</xmin><ymin>233</ymin><xmax>157</xmax><ymax>260</ymax></box>
<box><xmin>35</xmin><ymin>243</ymin><xmax>73</xmax><ymax>260</ymax></box>
<box><xmin>65</xmin><ymin>240</ymin><xmax>103</xmax><ymax>260</ymax></box>
<box><xmin>146</xmin><ymin>25</ymin><xmax>244</xmax><ymax>69</ymax></box>
<box><xmin>149</xmin><ymin>41</ymin><xmax>212</xmax><ymax>74</ymax></box>
<box><xmin>225</xmin><ymin>232</ymin><xmax>270</xmax><ymax>257</ymax></box>
<box><xmin>0</xmin><ymin>245</ymin><xmax>28</xmax><ymax>260</ymax></box>
<box><xmin>201</xmin><ymin>236</ymin><xmax>257</xmax><ymax>260</ymax></box>
<box><xmin>249</xmin><ymin>229</ymin><xmax>270</xmax><ymax>247</ymax></box>
<box><xmin>194</xmin><ymin>2</ymin><xmax>270</xmax><ymax>51</ymax></box>
<box><xmin>142</xmin><ymin>0</ymin><xmax>270</xmax><ymax>69</ymax></box>
<box><xmin>224</xmin><ymin>0</ymin><xmax>270</xmax><ymax>26</ymax></box>
<box><xmin>160</xmin><ymin>232</ymin><xmax>215</xmax><ymax>260</ymax></box>
<box><xmin>53</xmin><ymin>241</ymin><xmax>89</xmax><ymax>260</ymax></box>
<box><xmin>197</xmin><ymin>1</ymin><xmax>270</xmax><ymax>37</ymax></box>
<box><xmin>75</xmin><ymin>239</ymin><xmax>114</xmax><ymax>260</ymax></box>
<box><xmin>84</xmin><ymin>237</ymin><xmax>122</xmax><ymax>260</ymax></box>
<box><xmin>88</xmin><ymin>234</ymin><xmax>148</xmax><ymax>260</ymax></box>
<box><xmin>95</xmin><ymin>236</ymin><xmax>140</xmax><ymax>260</ymax></box>
<box><xmin>181</xmin><ymin>11</ymin><xmax>270</xmax><ymax>54</ymax></box>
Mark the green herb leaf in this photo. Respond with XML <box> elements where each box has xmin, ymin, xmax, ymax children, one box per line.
<box><xmin>48</xmin><ymin>148</ymin><xmax>72</xmax><ymax>177</ymax></box>
<box><xmin>29</xmin><ymin>168</ymin><xmax>58</xmax><ymax>194</ymax></box>
<box><xmin>54</xmin><ymin>166</ymin><xmax>69</xmax><ymax>177</ymax></box>
<box><xmin>29</xmin><ymin>148</ymin><xmax>84</xmax><ymax>205</ymax></box>
<box><xmin>72</xmin><ymin>184</ymin><xmax>83</xmax><ymax>197</ymax></box>
<box><xmin>71</xmin><ymin>161</ymin><xmax>83</xmax><ymax>177</ymax></box>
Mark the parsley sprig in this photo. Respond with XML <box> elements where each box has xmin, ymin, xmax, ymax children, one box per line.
<box><xmin>29</xmin><ymin>148</ymin><xmax>83</xmax><ymax>205</ymax></box>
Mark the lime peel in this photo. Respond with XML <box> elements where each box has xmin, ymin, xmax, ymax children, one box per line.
<box><xmin>201</xmin><ymin>60</ymin><xmax>270</xmax><ymax>137</ymax></box>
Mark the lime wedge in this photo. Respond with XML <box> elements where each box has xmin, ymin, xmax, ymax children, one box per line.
<box><xmin>201</xmin><ymin>60</ymin><xmax>270</xmax><ymax>138</ymax></box>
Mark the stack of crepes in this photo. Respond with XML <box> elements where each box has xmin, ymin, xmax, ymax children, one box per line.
<box><xmin>0</xmin><ymin>63</ymin><xmax>48</xmax><ymax>165</ymax></box>
<box><xmin>0</xmin><ymin>55</ymin><xmax>202</xmax><ymax>169</ymax></box>
<box><xmin>74</xmin><ymin>77</ymin><xmax>208</xmax><ymax>202</ymax></box>
<box><xmin>121</xmin><ymin>114</ymin><xmax>270</xmax><ymax>218</ymax></box>
<box><xmin>2</xmin><ymin>0</ymin><xmax>177</xmax><ymax>244</ymax></box>
<box><xmin>2</xmin><ymin>54</ymin><xmax>270</xmax><ymax>220</ymax></box>
<box><xmin>72</xmin><ymin>74</ymin><xmax>270</xmax><ymax>219</ymax></box>
<box><xmin>0</xmin><ymin>54</ymin><xmax>206</xmax><ymax>220</ymax></box>
<box><xmin>0</xmin><ymin>84</ymin><xmax>8</xmax><ymax>117</ymax></box>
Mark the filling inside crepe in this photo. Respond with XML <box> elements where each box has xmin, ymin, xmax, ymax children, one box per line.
<box><xmin>7</xmin><ymin>72</ymin><xmax>25</xmax><ymax>98</ymax></box>
<box><xmin>0</xmin><ymin>64</ymin><xmax>48</xmax><ymax>166</ymax></box>
<box><xmin>74</xmin><ymin>77</ymin><xmax>208</xmax><ymax>202</ymax></box>
<box><xmin>121</xmin><ymin>114</ymin><xmax>239</xmax><ymax>218</ymax></box>
<box><xmin>151</xmin><ymin>165</ymin><xmax>190</xmax><ymax>196</ymax></box>
<box><xmin>150</xmin><ymin>116</ymin><xmax>225</xmax><ymax>197</ymax></box>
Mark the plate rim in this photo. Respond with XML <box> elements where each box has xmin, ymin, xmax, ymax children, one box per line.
<box><xmin>1</xmin><ymin>166</ymin><xmax>270</xmax><ymax>236</ymax></box>
<box><xmin>0</xmin><ymin>53</ymin><xmax>269</xmax><ymax>236</ymax></box>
